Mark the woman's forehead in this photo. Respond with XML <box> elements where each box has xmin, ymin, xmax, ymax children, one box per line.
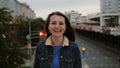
<box><xmin>50</xmin><ymin>15</ymin><xmax>65</xmax><ymax>21</ymax></box>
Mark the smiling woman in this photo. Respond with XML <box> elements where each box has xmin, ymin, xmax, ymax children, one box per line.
<box><xmin>48</xmin><ymin>14</ymin><xmax>66</xmax><ymax>39</ymax></box>
<box><xmin>33</xmin><ymin>11</ymin><xmax>82</xmax><ymax>68</ymax></box>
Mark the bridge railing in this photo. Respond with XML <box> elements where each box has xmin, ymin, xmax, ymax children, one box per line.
<box><xmin>72</xmin><ymin>23</ymin><xmax>120</xmax><ymax>36</ymax></box>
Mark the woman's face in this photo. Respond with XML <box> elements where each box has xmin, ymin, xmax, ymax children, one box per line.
<box><xmin>48</xmin><ymin>15</ymin><xmax>66</xmax><ymax>37</ymax></box>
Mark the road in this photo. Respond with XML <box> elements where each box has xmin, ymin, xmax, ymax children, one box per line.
<box><xmin>75</xmin><ymin>32</ymin><xmax>120</xmax><ymax>68</ymax></box>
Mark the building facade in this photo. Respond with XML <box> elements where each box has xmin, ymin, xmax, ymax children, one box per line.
<box><xmin>65</xmin><ymin>10</ymin><xmax>81</xmax><ymax>24</ymax></box>
<box><xmin>100</xmin><ymin>0</ymin><xmax>120</xmax><ymax>26</ymax></box>
<box><xmin>0</xmin><ymin>0</ymin><xmax>35</xmax><ymax>19</ymax></box>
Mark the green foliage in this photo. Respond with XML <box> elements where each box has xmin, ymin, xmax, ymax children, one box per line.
<box><xmin>31</xmin><ymin>17</ymin><xmax>45</xmax><ymax>46</ymax></box>
<box><xmin>0</xmin><ymin>8</ymin><xmax>31</xmax><ymax>68</ymax></box>
<box><xmin>0</xmin><ymin>7</ymin><xmax>46</xmax><ymax>68</ymax></box>
<box><xmin>0</xmin><ymin>34</ymin><xmax>8</xmax><ymax>48</ymax></box>
<box><xmin>0</xmin><ymin>22</ymin><xmax>5</xmax><ymax>31</ymax></box>
<box><xmin>16</xmin><ymin>20</ymin><xmax>29</xmax><ymax>46</ymax></box>
<box><xmin>0</xmin><ymin>7</ymin><xmax>13</xmax><ymax>23</ymax></box>
<box><xmin>0</xmin><ymin>48</ymin><xmax>30</xmax><ymax>68</ymax></box>
<box><xmin>31</xmin><ymin>17</ymin><xmax>45</xmax><ymax>31</ymax></box>
<box><xmin>16</xmin><ymin>18</ymin><xmax>45</xmax><ymax>46</ymax></box>
<box><xmin>0</xmin><ymin>7</ymin><xmax>13</xmax><ymax>47</ymax></box>
<box><xmin>0</xmin><ymin>33</ymin><xmax>30</xmax><ymax>68</ymax></box>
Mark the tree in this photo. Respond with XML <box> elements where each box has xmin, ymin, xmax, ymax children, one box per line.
<box><xmin>31</xmin><ymin>17</ymin><xmax>45</xmax><ymax>46</ymax></box>
<box><xmin>0</xmin><ymin>7</ymin><xmax>45</xmax><ymax>67</ymax></box>
<box><xmin>17</xmin><ymin>18</ymin><xmax>45</xmax><ymax>46</ymax></box>
<box><xmin>0</xmin><ymin>7</ymin><xmax>12</xmax><ymax>48</ymax></box>
<box><xmin>31</xmin><ymin>17</ymin><xmax>45</xmax><ymax>31</ymax></box>
<box><xmin>0</xmin><ymin>7</ymin><xmax>30</xmax><ymax>68</ymax></box>
<box><xmin>0</xmin><ymin>8</ymin><xmax>13</xmax><ymax>23</ymax></box>
<box><xmin>17</xmin><ymin>20</ymin><xmax>29</xmax><ymax>46</ymax></box>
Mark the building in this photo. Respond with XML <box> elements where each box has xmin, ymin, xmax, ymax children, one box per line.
<box><xmin>0</xmin><ymin>0</ymin><xmax>35</xmax><ymax>19</ymax></box>
<box><xmin>79</xmin><ymin>16</ymin><xmax>87</xmax><ymax>24</ymax></box>
<box><xmin>21</xmin><ymin>3</ymin><xmax>35</xmax><ymax>19</ymax></box>
<box><xmin>65</xmin><ymin>10</ymin><xmax>81</xmax><ymax>24</ymax></box>
<box><xmin>100</xmin><ymin>0</ymin><xmax>120</xmax><ymax>27</ymax></box>
<box><xmin>100</xmin><ymin>0</ymin><xmax>120</xmax><ymax>13</ymax></box>
<box><xmin>87</xmin><ymin>12</ymin><xmax>100</xmax><ymax>25</ymax></box>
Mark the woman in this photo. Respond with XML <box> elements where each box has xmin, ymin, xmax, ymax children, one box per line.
<box><xmin>33</xmin><ymin>11</ymin><xmax>82</xmax><ymax>68</ymax></box>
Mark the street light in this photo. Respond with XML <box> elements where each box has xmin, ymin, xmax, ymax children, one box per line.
<box><xmin>82</xmin><ymin>47</ymin><xmax>86</xmax><ymax>54</ymax></box>
<box><xmin>39</xmin><ymin>32</ymin><xmax>44</xmax><ymax>36</ymax></box>
<box><xmin>39</xmin><ymin>31</ymin><xmax>47</xmax><ymax>37</ymax></box>
<box><xmin>29</xmin><ymin>21</ymin><xmax>31</xmax><ymax>47</ymax></box>
<box><xmin>38</xmin><ymin>31</ymin><xmax>47</xmax><ymax>41</ymax></box>
<box><xmin>26</xmin><ymin>21</ymin><xmax>32</xmax><ymax>54</ymax></box>
<box><xmin>81</xmin><ymin>47</ymin><xmax>86</xmax><ymax>59</ymax></box>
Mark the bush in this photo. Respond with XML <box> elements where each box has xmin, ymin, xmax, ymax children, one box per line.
<box><xmin>0</xmin><ymin>48</ymin><xmax>30</xmax><ymax>68</ymax></box>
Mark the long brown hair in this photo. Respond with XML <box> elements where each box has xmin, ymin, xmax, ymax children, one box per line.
<box><xmin>45</xmin><ymin>11</ymin><xmax>75</xmax><ymax>42</ymax></box>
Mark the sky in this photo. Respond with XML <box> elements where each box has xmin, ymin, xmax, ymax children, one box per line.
<box><xmin>18</xmin><ymin>0</ymin><xmax>100</xmax><ymax>20</ymax></box>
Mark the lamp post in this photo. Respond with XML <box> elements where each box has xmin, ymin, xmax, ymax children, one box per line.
<box><xmin>27</xmin><ymin>21</ymin><xmax>32</xmax><ymax>54</ymax></box>
<box><xmin>29</xmin><ymin>21</ymin><xmax>32</xmax><ymax>46</ymax></box>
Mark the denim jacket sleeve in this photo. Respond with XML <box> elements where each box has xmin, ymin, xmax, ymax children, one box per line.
<box><xmin>33</xmin><ymin>46</ymin><xmax>40</xmax><ymax>68</ymax></box>
<box><xmin>74</xmin><ymin>45</ymin><xmax>82</xmax><ymax>68</ymax></box>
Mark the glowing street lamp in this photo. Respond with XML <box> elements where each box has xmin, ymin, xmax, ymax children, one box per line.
<box><xmin>39</xmin><ymin>31</ymin><xmax>47</xmax><ymax>37</ymax></box>
<box><xmin>82</xmin><ymin>47</ymin><xmax>86</xmax><ymax>54</ymax></box>
<box><xmin>39</xmin><ymin>32</ymin><xmax>44</xmax><ymax>36</ymax></box>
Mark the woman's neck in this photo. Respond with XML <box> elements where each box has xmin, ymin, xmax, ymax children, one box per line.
<box><xmin>51</xmin><ymin>36</ymin><xmax>64</xmax><ymax>46</ymax></box>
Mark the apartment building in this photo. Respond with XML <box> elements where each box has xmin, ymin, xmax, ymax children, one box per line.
<box><xmin>0</xmin><ymin>0</ymin><xmax>35</xmax><ymax>19</ymax></box>
<box><xmin>100</xmin><ymin>0</ymin><xmax>120</xmax><ymax>13</ymax></box>
<box><xmin>65</xmin><ymin>10</ymin><xmax>81</xmax><ymax>24</ymax></box>
<box><xmin>100</xmin><ymin>0</ymin><xmax>120</xmax><ymax>26</ymax></box>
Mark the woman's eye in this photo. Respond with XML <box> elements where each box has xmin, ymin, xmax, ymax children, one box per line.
<box><xmin>50</xmin><ymin>21</ymin><xmax>65</xmax><ymax>25</ymax></box>
<box><xmin>51</xmin><ymin>22</ymin><xmax>56</xmax><ymax>25</ymax></box>
<box><xmin>59</xmin><ymin>22</ymin><xmax>64</xmax><ymax>25</ymax></box>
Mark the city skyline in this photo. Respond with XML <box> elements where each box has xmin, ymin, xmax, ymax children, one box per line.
<box><xmin>18</xmin><ymin>0</ymin><xmax>100</xmax><ymax>19</ymax></box>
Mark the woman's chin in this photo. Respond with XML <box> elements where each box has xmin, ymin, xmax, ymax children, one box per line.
<box><xmin>53</xmin><ymin>34</ymin><xmax>62</xmax><ymax>37</ymax></box>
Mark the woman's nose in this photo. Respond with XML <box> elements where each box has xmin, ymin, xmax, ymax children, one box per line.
<box><xmin>55</xmin><ymin>24</ymin><xmax>60</xmax><ymax>27</ymax></box>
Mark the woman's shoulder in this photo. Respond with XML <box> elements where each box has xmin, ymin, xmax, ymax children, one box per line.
<box><xmin>36</xmin><ymin>40</ymin><xmax>46</xmax><ymax>48</ymax></box>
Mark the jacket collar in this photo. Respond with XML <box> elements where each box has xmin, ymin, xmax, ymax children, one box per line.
<box><xmin>45</xmin><ymin>36</ymin><xmax>69</xmax><ymax>47</ymax></box>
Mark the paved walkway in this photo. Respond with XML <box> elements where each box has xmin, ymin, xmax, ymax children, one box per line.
<box><xmin>24</xmin><ymin>55</ymin><xmax>35</xmax><ymax>68</ymax></box>
<box><xmin>82</xmin><ymin>59</ymin><xmax>90</xmax><ymax>68</ymax></box>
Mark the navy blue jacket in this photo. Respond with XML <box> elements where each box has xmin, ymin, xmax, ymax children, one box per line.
<box><xmin>33</xmin><ymin>36</ymin><xmax>82</xmax><ymax>68</ymax></box>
